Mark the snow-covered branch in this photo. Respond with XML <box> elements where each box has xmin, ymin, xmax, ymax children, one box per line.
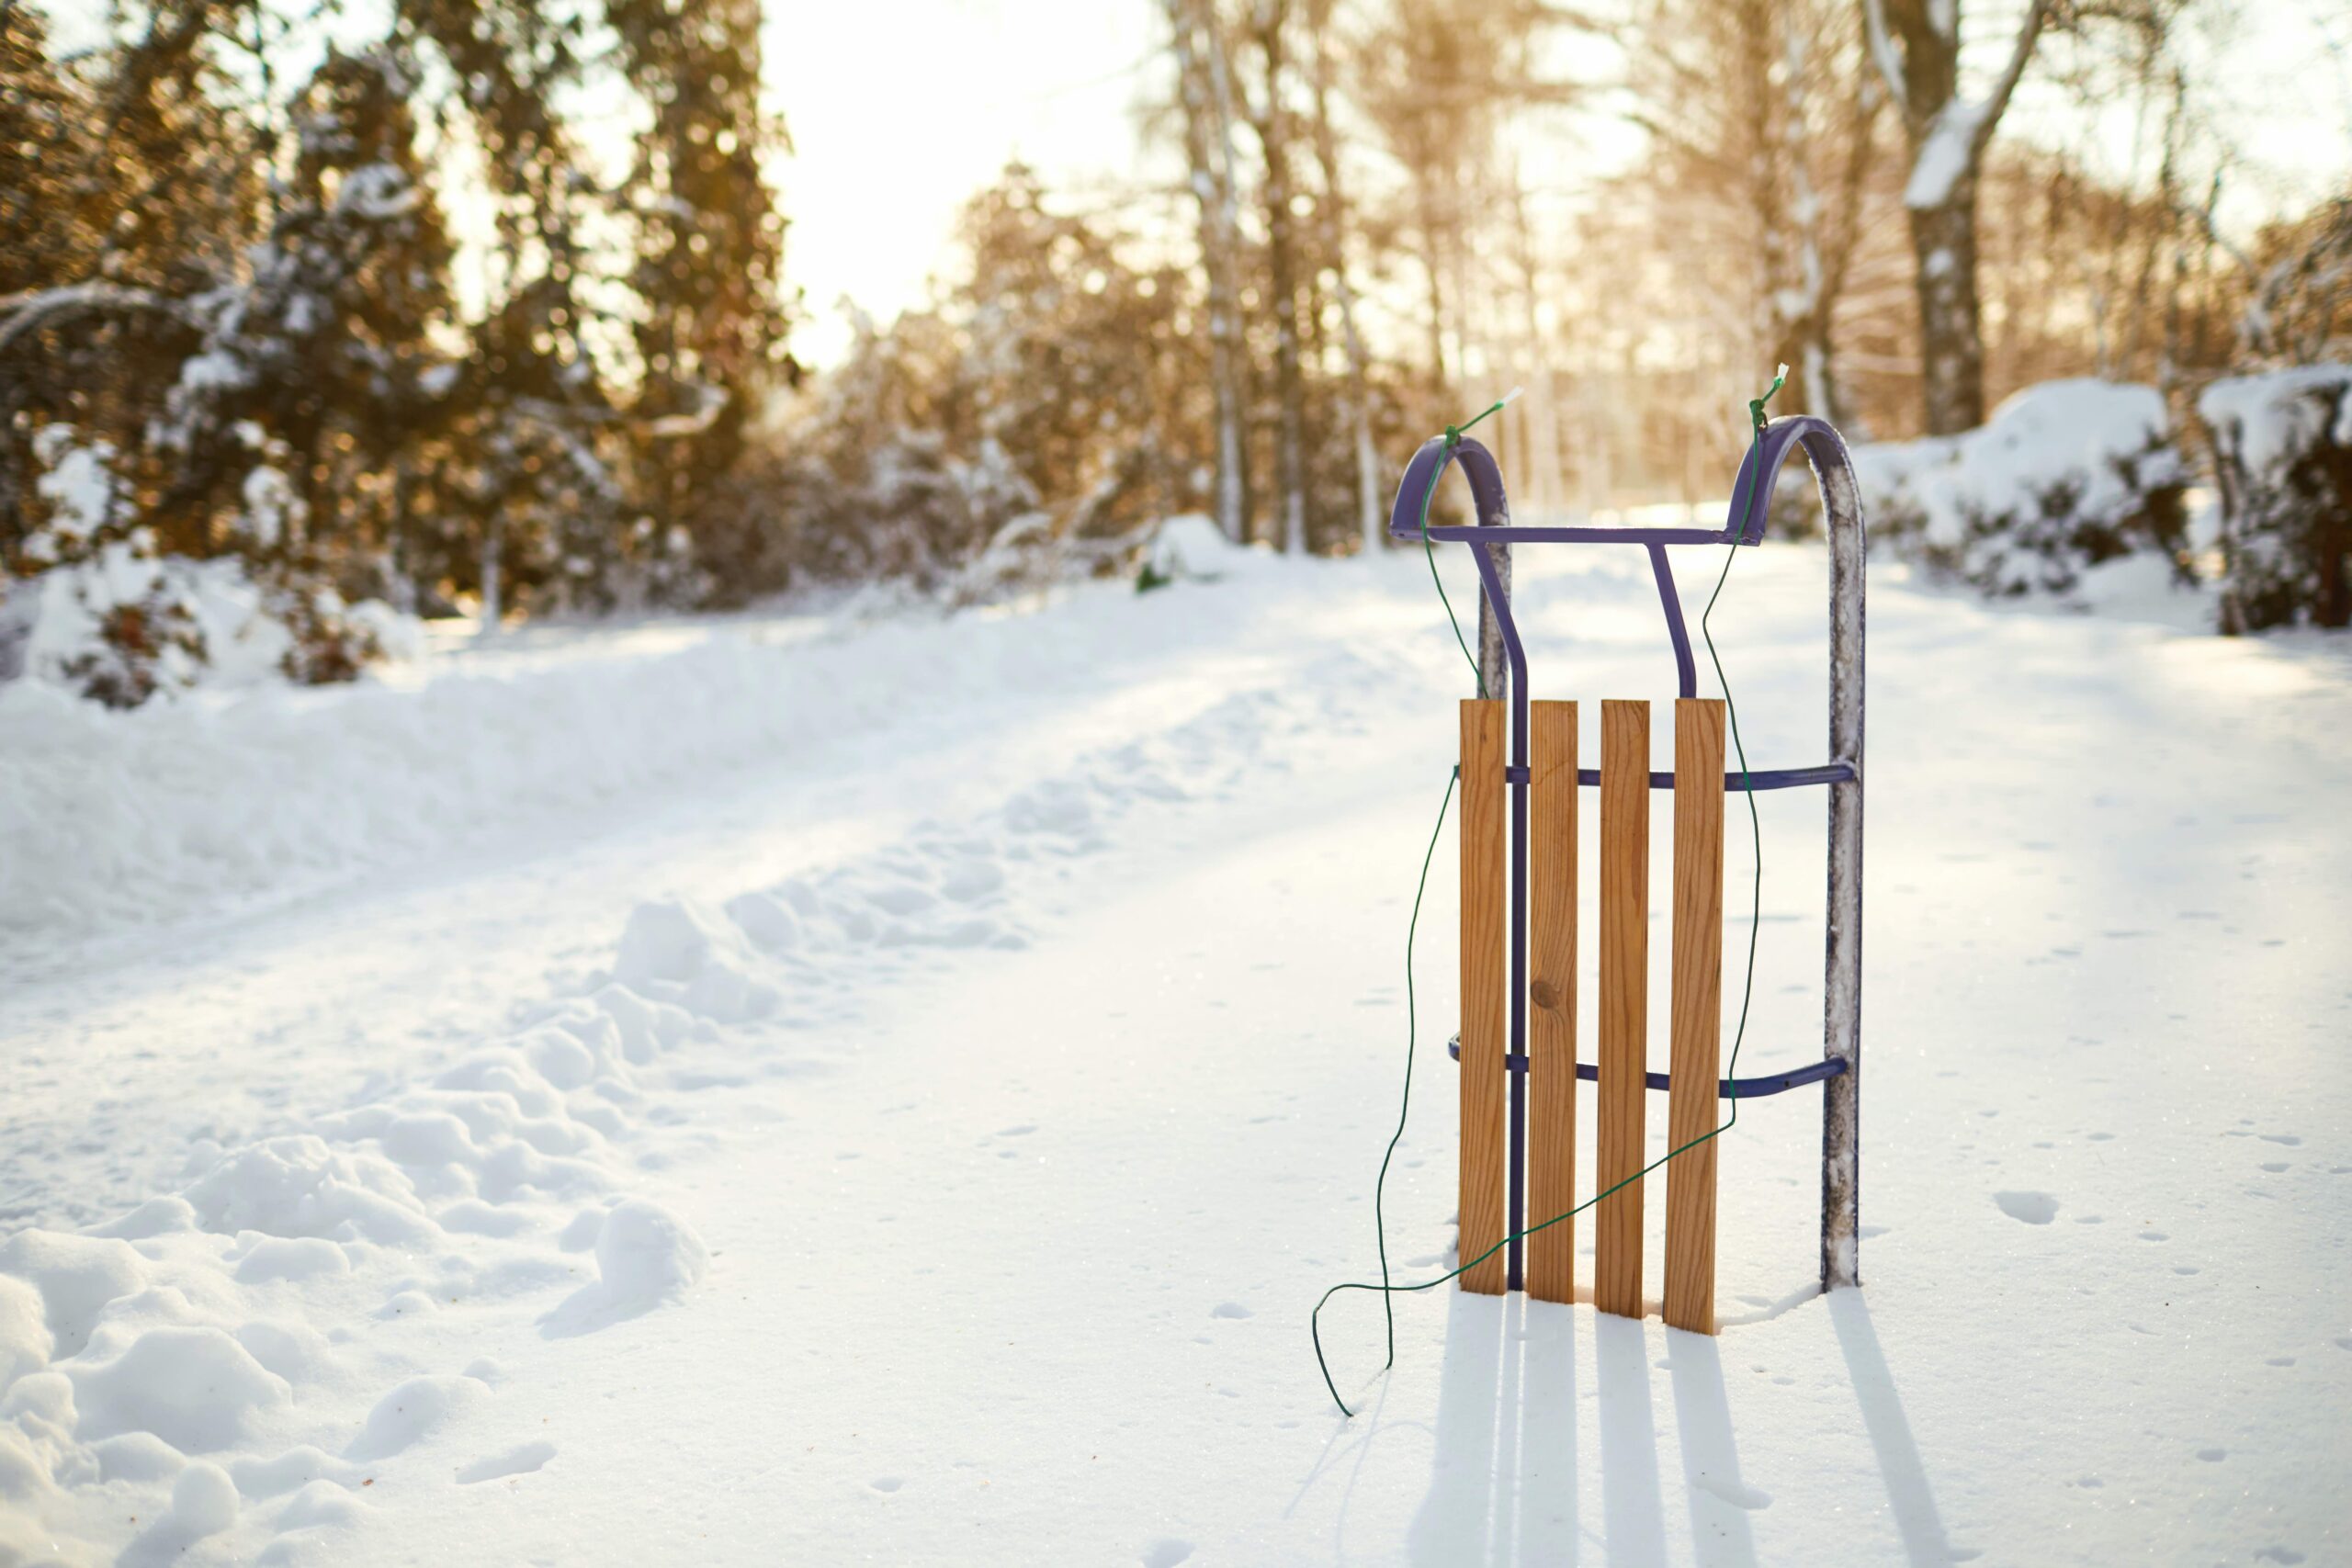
<box><xmin>1860</xmin><ymin>0</ymin><xmax>1911</xmax><ymax>122</ymax></box>
<box><xmin>0</xmin><ymin>283</ymin><xmax>191</xmax><ymax>360</ymax></box>
<box><xmin>1972</xmin><ymin>0</ymin><xmax>2048</xmax><ymax>158</ymax></box>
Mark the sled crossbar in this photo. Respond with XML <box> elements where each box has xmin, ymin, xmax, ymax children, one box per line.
<box><xmin>1442</xmin><ymin>1038</ymin><xmax>1848</xmax><ymax>1099</ymax></box>
<box><xmin>1508</xmin><ymin>762</ymin><xmax>1854</xmax><ymax>790</ymax></box>
<box><xmin>1419</xmin><ymin>524</ymin><xmax>1747</xmax><ymax>545</ymax></box>
<box><xmin>1396</xmin><ymin>413</ymin><xmax>1866</xmax><ymax>1329</ymax></box>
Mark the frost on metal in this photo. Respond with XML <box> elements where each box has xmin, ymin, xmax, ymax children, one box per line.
<box><xmin>1807</xmin><ymin>422</ymin><xmax>1867</xmax><ymax>1293</ymax></box>
<box><xmin>1474</xmin><ymin>493</ymin><xmax>1513</xmax><ymax>705</ymax></box>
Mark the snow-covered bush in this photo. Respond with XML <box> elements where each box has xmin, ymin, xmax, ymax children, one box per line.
<box><xmin>0</xmin><ymin>542</ymin><xmax>409</xmax><ymax>709</ymax></box>
<box><xmin>2199</xmin><ymin>366</ymin><xmax>2352</xmax><ymax>631</ymax></box>
<box><xmin>1140</xmin><ymin>514</ymin><xmax>1237</xmax><ymax>587</ymax></box>
<box><xmin>0</xmin><ymin>424</ymin><xmax>414</xmax><ymax>706</ymax></box>
<box><xmin>1852</xmin><ymin>380</ymin><xmax>2190</xmax><ymax>597</ymax></box>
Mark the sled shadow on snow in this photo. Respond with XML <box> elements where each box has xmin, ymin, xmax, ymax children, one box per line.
<box><xmin>1384</xmin><ymin>1285</ymin><xmax>1956</xmax><ymax>1567</ymax></box>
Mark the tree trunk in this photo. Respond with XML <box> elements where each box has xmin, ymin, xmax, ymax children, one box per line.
<box><xmin>1417</xmin><ymin>176</ymin><xmax>1450</xmax><ymax>390</ymax></box>
<box><xmin>1507</xmin><ymin>171</ymin><xmax>1559</xmax><ymax>514</ymax></box>
<box><xmin>1908</xmin><ymin>171</ymin><xmax>1987</xmax><ymax>435</ymax></box>
<box><xmin>479</xmin><ymin>510</ymin><xmax>503</xmax><ymax>639</ymax></box>
<box><xmin>1867</xmin><ymin>0</ymin><xmax>2045</xmax><ymax>435</ymax></box>
<box><xmin>1168</xmin><ymin>0</ymin><xmax>1250</xmax><ymax>544</ymax></box>
<box><xmin>1779</xmin><ymin>3</ymin><xmax>1849</xmax><ymax>429</ymax></box>
<box><xmin>1304</xmin><ymin>0</ymin><xmax>1381</xmax><ymax>552</ymax></box>
<box><xmin>1252</xmin><ymin>0</ymin><xmax>1308</xmax><ymax>555</ymax></box>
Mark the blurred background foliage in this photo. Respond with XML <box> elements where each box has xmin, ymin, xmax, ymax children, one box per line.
<box><xmin>0</xmin><ymin>0</ymin><xmax>2346</xmax><ymax>703</ymax></box>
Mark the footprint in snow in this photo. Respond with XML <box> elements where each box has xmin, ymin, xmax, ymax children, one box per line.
<box><xmin>1993</xmin><ymin>1190</ymin><xmax>2058</xmax><ymax>1224</ymax></box>
<box><xmin>870</xmin><ymin>1476</ymin><xmax>904</xmax><ymax>1493</ymax></box>
<box><xmin>1141</xmin><ymin>1540</ymin><xmax>1194</xmax><ymax>1568</ymax></box>
<box><xmin>1212</xmin><ymin>1302</ymin><xmax>1252</xmax><ymax>1319</ymax></box>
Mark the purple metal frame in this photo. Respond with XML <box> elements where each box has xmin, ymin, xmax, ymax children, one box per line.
<box><xmin>1392</xmin><ymin>416</ymin><xmax>1868</xmax><ymax>1296</ymax></box>
<box><xmin>1443</xmin><ymin>1033</ymin><xmax>1848</xmax><ymax>1100</ymax></box>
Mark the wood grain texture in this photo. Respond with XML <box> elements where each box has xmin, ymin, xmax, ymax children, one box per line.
<box><xmin>1596</xmin><ymin>700</ymin><xmax>1649</xmax><ymax>1319</ymax></box>
<box><xmin>1665</xmin><ymin>698</ymin><xmax>1725</xmax><ymax>1334</ymax></box>
<box><xmin>1458</xmin><ymin>700</ymin><xmax>1507</xmax><ymax>1295</ymax></box>
<box><xmin>1527</xmin><ymin>700</ymin><xmax>1577</xmax><ymax>1303</ymax></box>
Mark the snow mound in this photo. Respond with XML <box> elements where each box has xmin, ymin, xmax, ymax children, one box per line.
<box><xmin>1853</xmin><ymin>379</ymin><xmax>2189</xmax><ymax>597</ymax></box>
<box><xmin>0</xmin><ymin>1277</ymin><xmax>48</xmax><ymax>1387</ymax></box>
<box><xmin>68</xmin><ymin>1325</ymin><xmax>290</xmax><ymax>1452</ymax></box>
<box><xmin>614</xmin><ymin>898</ymin><xmax>779</xmax><ymax>1021</ymax></box>
<box><xmin>169</xmin><ymin>1459</ymin><xmax>240</xmax><ymax>1536</ymax></box>
<box><xmin>594</xmin><ymin>1200</ymin><xmax>707</xmax><ymax>1305</ymax></box>
<box><xmin>1145</xmin><ymin>513</ymin><xmax>1240</xmax><ymax>582</ymax></box>
<box><xmin>0</xmin><ymin>1232</ymin><xmax>149</xmax><ymax>1360</ymax></box>
<box><xmin>345</xmin><ymin>1373</ymin><xmax>489</xmax><ymax>1462</ymax></box>
<box><xmin>539</xmin><ymin>1199</ymin><xmax>707</xmax><ymax>1338</ymax></box>
<box><xmin>182</xmin><ymin>1137</ymin><xmax>435</xmax><ymax>1247</ymax></box>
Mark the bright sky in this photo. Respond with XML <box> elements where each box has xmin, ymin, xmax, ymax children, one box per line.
<box><xmin>763</xmin><ymin>0</ymin><xmax>1165</xmax><ymax>368</ymax></box>
<box><xmin>769</xmin><ymin>0</ymin><xmax>2349</xmax><ymax>368</ymax></box>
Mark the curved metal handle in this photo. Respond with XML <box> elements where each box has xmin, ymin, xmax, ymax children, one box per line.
<box><xmin>1385</xmin><ymin>434</ymin><xmax>1510</xmax><ymax>542</ymax></box>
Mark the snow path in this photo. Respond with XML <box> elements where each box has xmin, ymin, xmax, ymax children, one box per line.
<box><xmin>3</xmin><ymin>543</ymin><xmax>2348</xmax><ymax>1564</ymax></box>
<box><xmin>0</xmin><ymin>574</ymin><xmax>1361</xmax><ymax>1231</ymax></box>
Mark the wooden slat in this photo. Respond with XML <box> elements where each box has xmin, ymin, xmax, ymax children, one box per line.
<box><xmin>1527</xmin><ymin>701</ymin><xmax>1577</xmax><ymax>1303</ymax></box>
<box><xmin>1665</xmin><ymin>698</ymin><xmax>1727</xmax><ymax>1334</ymax></box>
<box><xmin>1457</xmin><ymin>699</ymin><xmax>1507</xmax><ymax>1295</ymax></box>
<box><xmin>1596</xmin><ymin>700</ymin><xmax>1649</xmax><ymax>1319</ymax></box>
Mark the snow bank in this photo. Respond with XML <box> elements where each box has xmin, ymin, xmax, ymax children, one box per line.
<box><xmin>1852</xmin><ymin>379</ymin><xmax>2190</xmax><ymax>597</ymax></box>
<box><xmin>0</xmin><ymin>635</ymin><xmax>1385</xmax><ymax>1561</ymax></box>
<box><xmin>2198</xmin><ymin>364</ymin><xmax>2352</xmax><ymax>631</ymax></box>
<box><xmin>0</xmin><ymin>555</ymin><xmax>1289</xmax><ymax>943</ymax></box>
<box><xmin>0</xmin><ymin>947</ymin><xmax>712</xmax><ymax>1559</ymax></box>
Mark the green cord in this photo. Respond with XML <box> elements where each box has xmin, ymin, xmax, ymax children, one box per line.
<box><xmin>1369</xmin><ymin>764</ymin><xmax>1458</xmax><ymax>1366</ymax></box>
<box><xmin>1316</xmin><ymin>372</ymin><xmax>1784</xmax><ymax>1418</ymax></box>
<box><xmin>1421</xmin><ymin>508</ymin><xmax>1484</xmax><ymax>699</ymax></box>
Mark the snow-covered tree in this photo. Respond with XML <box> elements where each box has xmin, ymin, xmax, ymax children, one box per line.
<box><xmin>1863</xmin><ymin>0</ymin><xmax>2048</xmax><ymax>435</ymax></box>
<box><xmin>2202</xmin><ymin>367</ymin><xmax>2352</xmax><ymax>632</ymax></box>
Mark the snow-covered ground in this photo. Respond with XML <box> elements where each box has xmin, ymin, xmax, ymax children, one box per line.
<box><xmin>2</xmin><ymin>534</ymin><xmax>2347</xmax><ymax>1565</ymax></box>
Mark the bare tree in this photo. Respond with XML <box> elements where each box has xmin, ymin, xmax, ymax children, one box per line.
<box><xmin>1863</xmin><ymin>0</ymin><xmax>2049</xmax><ymax>433</ymax></box>
<box><xmin>1777</xmin><ymin>1</ymin><xmax>1882</xmax><ymax>425</ymax></box>
<box><xmin>1303</xmin><ymin>0</ymin><xmax>1384</xmax><ymax>550</ymax></box>
<box><xmin>1629</xmin><ymin>0</ymin><xmax>1879</xmax><ymax>429</ymax></box>
<box><xmin>1248</xmin><ymin>0</ymin><xmax>1311</xmax><ymax>553</ymax></box>
<box><xmin>1167</xmin><ymin>0</ymin><xmax>1252</xmax><ymax>543</ymax></box>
